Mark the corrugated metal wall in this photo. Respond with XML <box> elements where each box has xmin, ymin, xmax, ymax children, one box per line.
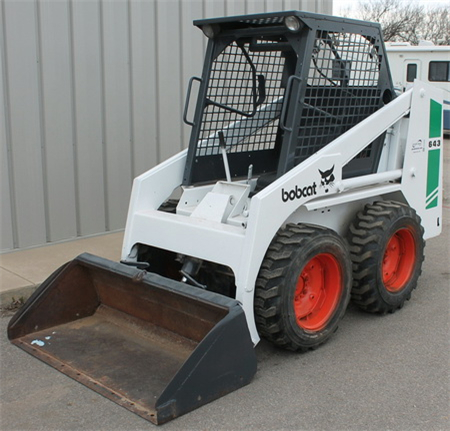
<box><xmin>0</xmin><ymin>0</ymin><xmax>332</xmax><ymax>252</ymax></box>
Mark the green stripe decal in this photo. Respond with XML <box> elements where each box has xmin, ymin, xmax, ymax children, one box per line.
<box><xmin>426</xmin><ymin>187</ymin><xmax>438</xmax><ymax>203</ymax></box>
<box><xmin>429</xmin><ymin>99</ymin><xmax>442</xmax><ymax>138</ymax></box>
<box><xmin>426</xmin><ymin>149</ymin><xmax>440</xmax><ymax>209</ymax></box>
<box><xmin>426</xmin><ymin>197</ymin><xmax>438</xmax><ymax>210</ymax></box>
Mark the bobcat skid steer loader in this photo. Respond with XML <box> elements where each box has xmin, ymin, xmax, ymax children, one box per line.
<box><xmin>8</xmin><ymin>11</ymin><xmax>443</xmax><ymax>425</ymax></box>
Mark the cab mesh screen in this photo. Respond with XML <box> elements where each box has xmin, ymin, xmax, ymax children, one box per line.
<box><xmin>196</xmin><ymin>39</ymin><xmax>291</xmax><ymax>157</ymax></box>
<box><xmin>294</xmin><ymin>31</ymin><xmax>382</xmax><ymax>164</ymax></box>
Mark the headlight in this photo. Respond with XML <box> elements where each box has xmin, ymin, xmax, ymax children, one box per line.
<box><xmin>202</xmin><ymin>24</ymin><xmax>220</xmax><ymax>39</ymax></box>
<box><xmin>284</xmin><ymin>16</ymin><xmax>301</xmax><ymax>32</ymax></box>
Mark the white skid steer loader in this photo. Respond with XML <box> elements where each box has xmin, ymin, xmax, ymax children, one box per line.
<box><xmin>8</xmin><ymin>11</ymin><xmax>444</xmax><ymax>425</ymax></box>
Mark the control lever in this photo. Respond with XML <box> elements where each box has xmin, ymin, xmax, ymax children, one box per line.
<box><xmin>218</xmin><ymin>131</ymin><xmax>232</xmax><ymax>182</ymax></box>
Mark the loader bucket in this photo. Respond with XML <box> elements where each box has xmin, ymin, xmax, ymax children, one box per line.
<box><xmin>7</xmin><ymin>253</ymin><xmax>257</xmax><ymax>424</ymax></box>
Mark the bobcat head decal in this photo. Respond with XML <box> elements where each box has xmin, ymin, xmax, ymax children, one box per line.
<box><xmin>319</xmin><ymin>165</ymin><xmax>335</xmax><ymax>193</ymax></box>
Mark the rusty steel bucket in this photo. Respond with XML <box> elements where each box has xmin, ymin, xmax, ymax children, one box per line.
<box><xmin>7</xmin><ymin>253</ymin><xmax>257</xmax><ymax>425</ymax></box>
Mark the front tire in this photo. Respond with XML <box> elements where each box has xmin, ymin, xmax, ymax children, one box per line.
<box><xmin>255</xmin><ymin>224</ymin><xmax>352</xmax><ymax>352</ymax></box>
<box><xmin>347</xmin><ymin>201</ymin><xmax>425</xmax><ymax>314</ymax></box>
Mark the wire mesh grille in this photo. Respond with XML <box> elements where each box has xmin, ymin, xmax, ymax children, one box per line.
<box><xmin>294</xmin><ymin>31</ymin><xmax>382</xmax><ymax>164</ymax></box>
<box><xmin>196</xmin><ymin>39</ymin><xmax>290</xmax><ymax>157</ymax></box>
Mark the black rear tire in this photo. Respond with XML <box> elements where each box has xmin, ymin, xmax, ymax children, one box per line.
<box><xmin>347</xmin><ymin>201</ymin><xmax>425</xmax><ymax>314</ymax></box>
<box><xmin>255</xmin><ymin>224</ymin><xmax>352</xmax><ymax>352</ymax></box>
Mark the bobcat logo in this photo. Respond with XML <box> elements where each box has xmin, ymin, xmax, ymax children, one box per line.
<box><xmin>319</xmin><ymin>166</ymin><xmax>335</xmax><ymax>193</ymax></box>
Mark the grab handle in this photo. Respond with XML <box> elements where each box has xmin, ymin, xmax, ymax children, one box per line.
<box><xmin>183</xmin><ymin>76</ymin><xmax>202</xmax><ymax>126</ymax></box>
<box><xmin>280</xmin><ymin>75</ymin><xmax>301</xmax><ymax>132</ymax></box>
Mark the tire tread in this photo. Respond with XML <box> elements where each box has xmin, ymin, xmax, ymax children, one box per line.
<box><xmin>347</xmin><ymin>201</ymin><xmax>424</xmax><ymax>314</ymax></box>
<box><xmin>255</xmin><ymin>224</ymin><xmax>350</xmax><ymax>352</ymax></box>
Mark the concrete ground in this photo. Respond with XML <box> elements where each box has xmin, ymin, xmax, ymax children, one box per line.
<box><xmin>0</xmin><ymin>142</ymin><xmax>448</xmax><ymax>430</ymax></box>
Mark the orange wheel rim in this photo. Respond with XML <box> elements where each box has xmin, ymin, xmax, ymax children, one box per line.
<box><xmin>293</xmin><ymin>253</ymin><xmax>342</xmax><ymax>332</ymax></box>
<box><xmin>382</xmin><ymin>228</ymin><xmax>416</xmax><ymax>292</ymax></box>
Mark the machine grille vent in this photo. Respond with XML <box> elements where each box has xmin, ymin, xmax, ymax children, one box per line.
<box><xmin>241</xmin><ymin>16</ymin><xmax>285</xmax><ymax>25</ymax></box>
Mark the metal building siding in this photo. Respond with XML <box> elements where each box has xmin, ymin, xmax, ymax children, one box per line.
<box><xmin>38</xmin><ymin>0</ymin><xmax>78</xmax><ymax>242</ymax></box>
<box><xmin>71</xmin><ymin>0</ymin><xmax>106</xmax><ymax>237</ymax></box>
<box><xmin>2</xmin><ymin>0</ymin><xmax>47</xmax><ymax>249</ymax></box>
<box><xmin>0</xmin><ymin>0</ymin><xmax>332</xmax><ymax>252</ymax></box>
